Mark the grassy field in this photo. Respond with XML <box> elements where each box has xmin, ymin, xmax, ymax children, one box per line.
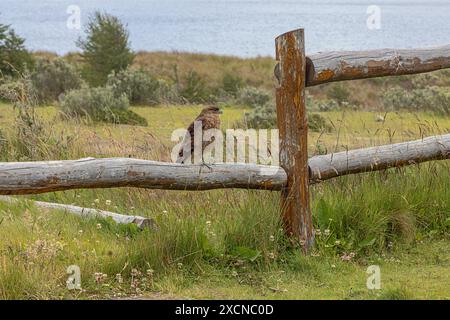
<box><xmin>0</xmin><ymin>101</ymin><xmax>449</xmax><ymax>300</ymax></box>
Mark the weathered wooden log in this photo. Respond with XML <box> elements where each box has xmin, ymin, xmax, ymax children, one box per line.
<box><xmin>308</xmin><ymin>134</ymin><xmax>450</xmax><ymax>182</ymax></box>
<box><xmin>0</xmin><ymin>195</ymin><xmax>156</xmax><ymax>229</ymax></box>
<box><xmin>0</xmin><ymin>157</ymin><xmax>287</xmax><ymax>194</ymax></box>
<box><xmin>275</xmin><ymin>29</ymin><xmax>314</xmax><ymax>251</ymax></box>
<box><xmin>302</xmin><ymin>45</ymin><xmax>450</xmax><ymax>86</ymax></box>
<box><xmin>0</xmin><ymin>134</ymin><xmax>448</xmax><ymax>195</ymax></box>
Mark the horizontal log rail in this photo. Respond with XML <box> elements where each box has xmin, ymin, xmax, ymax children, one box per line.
<box><xmin>0</xmin><ymin>134</ymin><xmax>448</xmax><ymax>195</ymax></box>
<box><xmin>296</xmin><ymin>44</ymin><xmax>450</xmax><ymax>87</ymax></box>
<box><xmin>308</xmin><ymin>134</ymin><xmax>450</xmax><ymax>181</ymax></box>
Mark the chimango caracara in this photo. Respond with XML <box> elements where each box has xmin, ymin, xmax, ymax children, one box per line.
<box><xmin>176</xmin><ymin>106</ymin><xmax>222</xmax><ymax>164</ymax></box>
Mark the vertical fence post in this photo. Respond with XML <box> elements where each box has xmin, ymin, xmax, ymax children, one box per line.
<box><xmin>275</xmin><ymin>29</ymin><xmax>314</xmax><ymax>252</ymax></box>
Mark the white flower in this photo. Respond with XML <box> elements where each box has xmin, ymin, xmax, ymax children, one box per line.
<box><xmin>105</xmin><ymin>200</ymin><xmax>112</xmax><ymax>206</ymax></box>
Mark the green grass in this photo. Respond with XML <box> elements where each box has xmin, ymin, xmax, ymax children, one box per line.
<box><xmin>0</xmin><ymin>102</ymin><xmax>449</xmax><ymax>300</ymax></box>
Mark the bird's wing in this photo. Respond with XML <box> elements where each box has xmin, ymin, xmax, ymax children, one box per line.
<box><xmin>176</xmin><ymin>114</ymin><xmax>221</xmax><ymax>164</ymax></box>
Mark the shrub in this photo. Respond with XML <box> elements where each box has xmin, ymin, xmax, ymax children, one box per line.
<box><xmin>77</xmin><ymin>12</ymin><xmax>134</xmax><ymax>87</ymax></box>
<box><xmin>382</xmin><ymin>86</ymin><xmax>450</xmax><ymax>115</ymax></box>
<box><xmin>243</xmin><ymin>103</ymin><xmax>334</xmax><ymax>131</ymax></box>
<box><xmin>0</xmin><ymin>23</ymin><xmax>34</xmax><ymax>76</ymax></box>
<box><xmin>179</xmin><ymin>70</ymin><xmax>212</xmax><ymax>103</ymax></box>
<box><xmin>236</xmin><ymin>86</ymin><xmax>271</xmax><ymax>108</ymax></box>
<box><xmin>107</xmin><ymin>68</ymin><xmax>167</xmax><ymax>105</ymax></box>
<box><xmin>0</xmin><ymin>74</ymin><xmax>68</xmax><ymax>161</ymax></box>
<box><xmin>31</xmin><ymin>58</ymin><xmax>83</xmax><ymax>104</ymax></box>
<box><xmin>307</xmin><ymin>98</ymin><xmax>340</xmax><ymax>112</ymax></box>
<box><xmin>60</xmin><ymin>87</ymin><xmax>147</xmax><ymax>126</ymax></box>
<box><xmin>221</xmin><ymin>73</ymin><xmax>244</xmax><ymax>96</ymax></box>
<box><xmin>308</xmin><ymin>113</ymin><xmax>332</xmax><ymax>132</ymax></box>
<box><xmin>243</xmin><ymin>103</ymin><xmax>277</xmax><ymax>129</ymax></box>
<box><xmin>0</xmin><ymin>79</ymin><xmax>35</xmax><ymax>103</ymax></box>
<box><xmin>326</xmin><ymin>83</ymin><xmax>350</xmax><ymax>105</ymax></box>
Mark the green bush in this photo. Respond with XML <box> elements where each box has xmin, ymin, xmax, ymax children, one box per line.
<box><xmin>0</xmin><ymin>79</ymin><xmax>33</xmax><ymax>103</ymax></box>
<box><xmin>77</xmin><ymin>12</ymin><xmax>134</xmax><ymax>87</ymax></box>
<box><xmin>307</xmin><ymin>98</ymin><xmax>340</xmax><ymax>112</ymax></box>
<box><xmin>326</xmin><ymin>83</ymin><xmax>350</xmax><ymax>105</ymax></box>
<box><xmin>60</xmin><ymin>86</ymin><xmax>147</xmax><ymax>126</ymax></box>
<box><xmin>243</xmin><ymin>103</ymin><xmax>334</xmax><ymax>131</ymax></box>
<box><xmin>221</xmin><ymin>73</ymin><xmax>244</xmax><ymax>96</ymax></box>
<box><xmin>382</xmin><ymin>86</ymin><xmax>450</xmax><ymax>115</ymax></box>
<box><xmin>179</xmin><ymin>70</ymin><xmax>213</xmax><ymax>103</ymax></box>
<box><xmin>308</xmin><ymin>113</ymin><xmax>332</xmax><ymax>132</ymax></box>
<box><xmin>107</xmin><ymin>68</ymin><xmax>168</xmax><ymax>105</ymax></box>
<box><xmin>31</xmin><ymin>58</ymin><xmax>83</xmax><ymax>104</ymax></box>
<box><xmin>0</xmin><ymin>23</ymin><xmax>34</xmax><ymax>76</ymax></box>
<box><xmin>236</xmin><ymin>86</ymin><xmax>271</xmax><ymax>108</ymax></box>
<box><xmin>243</xmin><ymin>103</ymin><xmax>277</xmax><ymax>129</ymax></box>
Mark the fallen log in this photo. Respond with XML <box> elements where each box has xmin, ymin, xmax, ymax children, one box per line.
<box><xmin>302</xmin><ymin>45</ymin><xmax>450</xmax><ymax>87</ymax></box>
<box><xmin>0</xmin><ymin>196</ymin><xmax>156</xmax><ymax>229</ymax></box>
<box><xmin>0</xmin><ymin>134</ymin><xmax>448</xmax><ymax>194</ymax></box>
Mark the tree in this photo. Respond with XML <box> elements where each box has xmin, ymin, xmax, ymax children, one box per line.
<box><xmin>0</xmin><ymin>23</ymin><xmax>34</xmax><ymax>77</ymax></box>
<box><xmin>77</xmin><ymin>12</ymin><xmax>134</xmax><ymax>87</ymax></box>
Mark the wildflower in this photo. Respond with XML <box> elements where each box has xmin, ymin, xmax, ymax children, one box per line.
<box><xmin>340</xmin><ymin>252</ymin><xmax>356</xmax><ymax>262</ymax></box>
<box><xmin>315</xmin><ymin>229</ymin><xmax>322</xmax><ymax>236</ymax></box>
<box><xmin>131</xmin><ymin>268</ymin><xmax>141</xmax><ymax>277</ymax></box>
<box><xmin>96</xmin><ymin>223</ymin><xmax>102</xmax><ymax>230</ymax></box>
<box><xmin>324</xmin><ymin>229</ymin><xmax>331</xmax><ymax>236</ymax></box>
<box><xmin>78</xmin><ymin>230</ymin><xmax>83</xmax><ymax>235</ymax></box>
<box><xmin>94</xmin><ymin>272</ymin><xmax>107</xmax><ymax>284</ymax></box>
<box><xmin>94</xmin><ymin>199</ymin><xmax>100</xmax><ymax>204</ymax></box>
<box><xmin>268</xmin><ymin>252</ymin><xmax>276</xmax><ymax>259</ymax></box>
<box><xmin>335</xmin><ymin>240</ymin><xmax>341</xmax><ymax>245</ymax></box>
<box><xmin>115</xmin><ymin>274</ymin><xmax>123</xmax><ymax>284</ymax></box>
<box><xmin>269</xmin><ymin>235</ymin><xmax>275</xmax><ymax>242</ymax></box>
<box><xmin>105</xmin><ymin>200</ymin><xmax>111</xmax><ymax>206</ymax></box>
<box><xmin>162</xmin><ymin>210</ymin><xmax>168</xmax><ymax>214</ymax></box>
<box><xmin>177</xmin><ymin>262</ymin><xmax>183</xmax><ymax>269</ymax></box>
<box><xmin>331</xmin><ymin>264</ymin><xmax>336</xmax><ymax>268</ymax></box>
<box><xmin>231</xmin><ymin>271</ymin><xmax>238</xmax><ymax>277</ymax></box>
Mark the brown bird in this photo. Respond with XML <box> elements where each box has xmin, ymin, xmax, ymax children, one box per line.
<box><xmin>176</xmin><ymin>106</ymin><xmax>222</xmax><ymax>164</ymax></box>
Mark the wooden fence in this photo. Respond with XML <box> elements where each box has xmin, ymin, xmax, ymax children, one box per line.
<box><xmin>1</xmin><ymin>29</ymin><xmax>450</xmax><ymax>252</ymax></box>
